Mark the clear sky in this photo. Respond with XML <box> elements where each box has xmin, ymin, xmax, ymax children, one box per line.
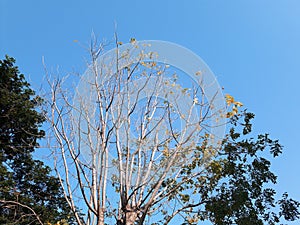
<box><xmin>1</xmin><ymin>0</ymin><xmax>300</xmax><ymax>224</ymax></box>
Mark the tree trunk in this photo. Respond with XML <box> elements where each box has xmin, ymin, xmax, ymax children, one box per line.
<box><xmin>98</xmin><ymin>208</ymin><xmax>105</xmax><ymax>225</ymax></box>
<box><xmin>125</xmin><ymin>210</ymin><xmax>138</xmax><ymax>225</ymax></box>
<box><xmin>117</xmin><ymin>205</ymin><xmax>139</xmax><ymax>225</ymax></box>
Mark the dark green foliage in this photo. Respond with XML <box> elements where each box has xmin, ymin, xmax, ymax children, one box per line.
<box><xmin>202</xmin><ymin>112</ymin><xmax>299</xmax><ymax>224</ymax></box>
<box><xmin>0</xmin><ymin>56</ymin><xmax>45</xmax><ymax>158</ymax></box>
<box><xmin>0</xmin><ymin>56</ymin><xmax>73</xmax><ymax>224</ymax></box>
<box><xmin>159</xmin><ymin>111</ymin><xmax>299</xmax><ymax>225</ymax></box>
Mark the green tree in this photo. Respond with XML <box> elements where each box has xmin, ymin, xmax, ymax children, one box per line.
<box><xmin>45</xmin><ymin>40</ymin><xmax>300</xmax><ymax>225</ymax></box>
<box><xmin>159</xmin><ymin>111</ymin><xmax>300</xmax><ymax>225</ymax></box>
<box><xmin>0</xmin><ymin>55</ymin><xmax>74</xmax><ymax>225</ymax></box>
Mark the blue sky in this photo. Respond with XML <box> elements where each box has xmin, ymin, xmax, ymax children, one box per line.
<box><xmin>1</xmin><ymin>0</ymin><xmax>300</xmax><ymax>223</ymax></box>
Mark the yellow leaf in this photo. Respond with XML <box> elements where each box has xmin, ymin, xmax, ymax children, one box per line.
<box><xmin>235</xmin><ymin>101</ymin><xmax>243</xmax><ymax>107</ymax></box>
<box><xmin>225</xmin><ymin>94</ymin><xmax>234</xmax><ymax>106</ymax></box>
<box><xmin>163</xmin><ymin>148</ymin><xmax>169</xmax><ymax>157</ymax></box>
<box><xmin>195</xmin><ymin>71</ymin><xmax>202</xmax><ymax>76</ymax></box>
<box><xmin>226</xmin><ymin>112</ymin><xmax>234</xmax><ymax>118</ymax></box>
<box><xmin>130</xmin><ymin>38</ymin><xmax>136</xmax><ymax>44</ymax></box>
<box><xmin>232</xmin><ymin>106</ymin><xmax>238</xmax><ymax>114</ymax></box>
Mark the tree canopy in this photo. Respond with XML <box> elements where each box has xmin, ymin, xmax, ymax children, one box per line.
<box><xmin>43</xmin><ymin>40</ymin><xmax>300</xmax><ymax>225</ymax></box>
<box><xmin>1</xmin><ymin>40</ymin><xmax>298</xmax><ymax>225</ymax></box>
<box><xmin>0</xmin><ymin>55</ymin><xmax>74</xmax><ymax>225</ymax></box>
<box><xmin>158</xmin><ymin>110</ymin><xmax>300</xmax><ymax>225</ymax></box>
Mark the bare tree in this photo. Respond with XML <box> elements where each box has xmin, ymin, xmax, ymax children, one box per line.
<box><xmin>43</xmin><ymin>37</ymin><xmax>226</xmax><ymax>225</ymax></box>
